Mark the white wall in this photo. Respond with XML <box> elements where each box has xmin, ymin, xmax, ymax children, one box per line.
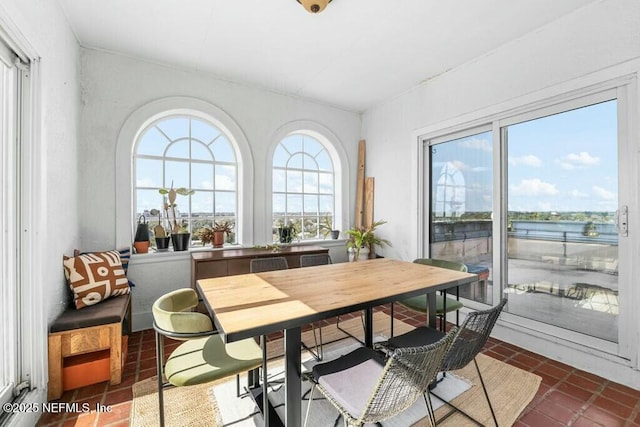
<box><xmin>78</xmin><ymin>49</ymin><xmax>361</xmax><ymax>329</ymax></box>
<box><xmin>0</xmin><ymin>0</ymin><xmax>80</xmax><ymax>421</ymax></box>
<box><xmin>361</xmin><ymin>0</ymin><xmax>640</xmax><ymax>387</ymax></box>
<box><xmin>0</xmin><ymin>1</ymin><xmax>81</xmax><ymax>324</ymax></box>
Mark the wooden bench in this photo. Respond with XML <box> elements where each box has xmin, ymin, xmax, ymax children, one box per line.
<box><xmin>47</xmin><ymin>294</ymin><xmax>131</xmax><ymax>400</ymax></box>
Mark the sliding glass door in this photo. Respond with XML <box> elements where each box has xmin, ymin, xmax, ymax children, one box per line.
<box><xmin>504</xmin><ymin>98</ymin><xmax>620</xmax><ymax>343</ymax></box>
<box><xmin>427</xmin><ymin>128</ymin><xmax>494</xmax><ymax>305</ymax></box>
<box><xmin>421</xmin><ymin>84</ymin><xmax>631</xmax><ymax>356</ymax></box>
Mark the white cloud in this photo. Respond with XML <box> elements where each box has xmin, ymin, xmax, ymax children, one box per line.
<box><xmin>568</xmin><ymin>189</ymin><xmax>588</xmax><ymax>198</ymax></box>
<box><xmin>460</xmin><ymin>137</ymin><xmax>492</xmax><ymax>152</ymax></box>
<box><xmin>560</xmin><ymin>151</ymin><xmax>600</xmax><ymax>170</ymax></box>
<box><xmin>592</xmin><ymin>186</ymin><xmax>615</xmax><ymax>200</ymax></box>
<box><xmin>509</xmin><ymin>155</ymin><xmax>542</xmax><ymax>167</ymax></box>
<box><xmin>451</xmin><ymin>160</ymin><xmax>468</xmax><ymax>171</ymax></box>
<box><xmin>510</xmin><ymin>178</ymin><xmax>559</xmax><ymax>196</ymax></box>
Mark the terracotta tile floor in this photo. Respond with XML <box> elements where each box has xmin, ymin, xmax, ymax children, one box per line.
<box><xmin>36</xmin><ymin>305</ymin><xmax>640</xmax><ymax>427</ymax></box>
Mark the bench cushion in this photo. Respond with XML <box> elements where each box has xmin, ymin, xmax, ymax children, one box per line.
<box><xmin>50</xmin><ymin>294</ymin><xmax>130</xmax><ymax>333</ymax></box>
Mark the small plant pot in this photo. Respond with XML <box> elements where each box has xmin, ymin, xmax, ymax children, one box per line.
<box><xmin>133</xmin><ymin>241</ymin><xmax>150</xmax><ymax>254</ymax></box>
<box><xmin>279</xmin><ymin>227</ymin><xmax>293</xmax><ymax>244</ymax></box>
<box><xmin>155</xmin><ymin>236</ymin><xmax>171</xmax><ymax>252</ymax></box>
<box><xmin>348</xmin><ymin>246</ymin><xmax>370</xmax><ymax>262</ymax></box>
<box><xmin>171</xmin><ymin>233</ymin><xmax>191</xmax><ymax>251</ymax></box>
<box><xmin>213</xmin><ymin>231</ymin><xmax>225</xmax><ymax>248</ymax></box>
<box><xmin>330</xmin><ymin>230</ymin><xmax>340</xmax><ymax>239</ymax></box>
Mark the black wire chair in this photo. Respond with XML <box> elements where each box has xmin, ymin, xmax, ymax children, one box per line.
<box><xmin>379</xmin><ymin>297</ymin><xmax>508</xmax><ymax>426</ymax></box>
<box><xmin>304</xmin><ymin>327</ymin><xmax>458</xmax><ymax>427</ymax></box>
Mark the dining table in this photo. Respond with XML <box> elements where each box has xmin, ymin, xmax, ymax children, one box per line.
<box><xmin>196</xmin><ymin>257</ymin><xmax>478</xmax><ymax>426</ymax></box>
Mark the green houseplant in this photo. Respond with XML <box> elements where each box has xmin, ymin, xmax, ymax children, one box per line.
<box><xmin>346</xmin><ymin>220</ymin><xmax>391</xmax><ymax>261</ymax></box>
<box><xmin>197</xmin><ymin>220</ymin><xmax>235</xmax><ymax>248</ymax></box>
<box><xmin>319</xmin><ymin>214</ymin><xmax>340</xmax><ymax>239</ymax></box>
<box><xmin>159</xmin><ymin>184</ymin><xmax>195</xmax><ymax>251</ymax></box>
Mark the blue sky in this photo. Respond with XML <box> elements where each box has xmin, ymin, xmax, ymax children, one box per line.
<box><xmin>432</xmin><ymin>100</ymin><xmax>618</xmax><ymax>215</ymax></box>
<box><xmin>508</xmin><ymin>100</ymin><xmax>617</xmax><ymax>213</ymax></box>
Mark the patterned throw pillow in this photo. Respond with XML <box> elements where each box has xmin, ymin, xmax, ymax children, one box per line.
<box><xmin>63</xmin><ymin>250</ymin><xmax>131</xmax><ymax>309</ymax></box>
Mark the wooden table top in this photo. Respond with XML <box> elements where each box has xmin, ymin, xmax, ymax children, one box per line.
<box><xmin>197</xmin><ymin>258</ymin><xmax>477</xmax><ymax>342</ymax></box>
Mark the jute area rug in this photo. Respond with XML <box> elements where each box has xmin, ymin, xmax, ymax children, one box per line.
<box><xmin>131</xmin><ymin>313</ymin><xmax>541</xmax><ymax>426</ymax></box>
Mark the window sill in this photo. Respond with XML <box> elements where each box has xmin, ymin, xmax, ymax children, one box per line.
<box><xmin>130</xmin><ymin>240</ymin><xmax>347</xmax><ymax>265</ymax></box>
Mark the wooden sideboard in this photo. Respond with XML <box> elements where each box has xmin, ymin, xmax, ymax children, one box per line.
<box><xmin>190</xmin><ymin>245</ymin><xmax>330</xmax><ymax>288</ymax></box>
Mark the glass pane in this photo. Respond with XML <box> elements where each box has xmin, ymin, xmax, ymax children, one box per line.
<box><xmin>191</xmin><ymin>141</ymin><xmax>212</xmax><ymax>161</ymax></box>
<box><xmin>319</xmin><ymin>173</ymin><xmax>333</xmax><ymax>194</ymax></box>
<box><xmin>287</xmin><ymin>170</ymin><xmax>303</xmax><ymax>193</ymax></box>
<box><xmin>301</xmin><ymin>216</ymin><xmax>319</xmax><ymax>239</ymax></box>
<box><xmin>136</xmin><ymin>126</ymin><xmax>170</xmax><ymax>156</ymax></box>
<box><xmin>288</xmin><ymin>153</ymin><xmax>303</xmax><ymax>169</ymax></box>
<box><xmin>303</xmin><ymin>172</ymin><xmax>318</xmax><ymax>193</ymax></box>
<box><xmin>316</xmin><ymin>150</ymin><xmax>333</xmax><ymax>172</ymax></box>
<box><xmin>215</xmin><ymin>165</ymin><xmax>236</xmax><ymax>191</ymax></box>
<box><xmin>506</xmin><ymin>100</ymin><xmax>618</xmax><ymax>342</ymax></box>
<box><xmin>136</xmin><ymin>189</ymin><xmax>163</xmax><ymax>218</ymax></box>
<box><xmin>273</xmin><ymin>193</ymin><xmax>286</xmax><ymax>215</ymax></box>
<box><xmin>273</xmin><ymin>169</ymin><xmax>286</xmax><ymax>192</ymax></box>
<box><xmin>191</xmin><ymin>191</ymin><xmax>213</xmax><ymax>216</ymax></box>
<box><xmin>303</xmin><ymin>195</ymin><xmax>318</xmax><ymax>214</ymax></box>
<box><xmin>303</xmin><ymin>137</ymin><xmax>324</xmax><ymax>157</ymax></box>
<box><xmin>215</xmin><ymin>191</ymin><xmax>236</xmax><ymax>216</ymax></box>
<box><xmin>135</xmin><ymin>158</ymin><xmax>162</xmax><ymax>188</ymax></box>
<box><xmin>192</xmin><ymin>218</ymin><xmax>214</xmax><ymax>240</ymax></box>
<box><xmin>191</xmin><ymin>163</ymin><xmax>214</xmax><ymax>190</ymax></box>
<box><xmin>166</xmin><ymin>140</ymin><xmax>190</xmax><ymax>159</ymax></box>
<box><xmin>319</xmin><ymin>195</ymin><xmax>333</xmax><ymax>216</ymax></box>
<box><xmin>191</xmin><ymin>118</ymin><xmax>220</xmax><ymax>144</ymax></box>
<box><xmin>273</xmin><ymin>144</ymin><xmax>289</xmax><ymax>168</ymax></box>
<box><xmin>282</xmin><ymin>134</ymin><xmax>303</xmax><ymax>154</ymax></box>
<box><xmin>302</xmin><ymin>154</ymin><xmax>318</xmax><ymax>171</ymax></box>
<box><xmin>287</xmin><ymin>194</ymin><xmax>303</xmax><ymax>216</ymax></box>
<box><xmin>430</xmin><ymin>130</ymin><xmax>493</xmax><ymax>305</ymax></box>
<box><xmin>211</xmin><ymin>136</ymin><xmax>236</xmax><ymax>163</ymax></box>
<box><xmin>157</xmin><ymin>117</ymin><xmax>188</xmax><ymax>141</ymax></box>
<box><xmin>165</xmin><ymin>161</ymin><xmax>189</xmax><ymax>189</ymax></box>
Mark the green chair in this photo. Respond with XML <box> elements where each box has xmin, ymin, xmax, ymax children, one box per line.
<box><xmin>153</xmin><ymin>288</ymin><xmax>263</xmax><ymax>427</ymax></box>
<box><xmin>392</xmin><ymin>259</ymin><xmax>466</xmax><ymax>334</ymax></box>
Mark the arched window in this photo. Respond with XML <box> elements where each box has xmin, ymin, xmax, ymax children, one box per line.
<box><xmin>133</xmin><ymin>115</ymin><xmax>238</xmax><ymax>245</ymax></box>
<box><xmin>272</xmin><ymin>133</ymin><xmax>335</xmax><ymax>241</ymax></box>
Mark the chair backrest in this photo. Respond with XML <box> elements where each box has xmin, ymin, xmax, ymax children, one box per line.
<box><xmin>300</xmin><ymin>253</ymin><xmax>332</xmax><ymax>267</ymax></box>
<box><xmin>249</xmin><ymin>256</ymin><xmax>288</xmax><ymax>273</ymax></box>
<box><xmin>413</xmin><ymin>258</ymin><xmax>468</xmax><ymax>272</ymax></box>
<box><xmin>152</xmin><ymin>288</ymin><xmax>213</xmax><ymax>334</ymax></box>
<box><xmin>442</xmin><ymin>297</ymin><xmax>508</xmax><ymax>371</ymax></box>
<box><xmin>357</xmin><ymin>327</ymin><xmax>458</xmax><ymax>424</ymax></box>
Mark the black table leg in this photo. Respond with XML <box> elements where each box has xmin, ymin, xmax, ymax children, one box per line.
<box><xmin>284</xmin><ymin>327</ymin><xmax>301</xmax><ymax>426</ymax></box>
<box><xmin>427</xmin><ymin>293</ymin><xmax>437</xmax><ymax>328</ymax></box>
<box><xmin>364</xmin><ymin>307</ymin><xmax>373</xmax><ymax>348</ymax></box>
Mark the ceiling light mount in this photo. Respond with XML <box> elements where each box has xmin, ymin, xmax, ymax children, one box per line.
<box><xmin>297</xmin><ymin>0</ymin><xmax>332</xmax><ymax>14</ymax></box>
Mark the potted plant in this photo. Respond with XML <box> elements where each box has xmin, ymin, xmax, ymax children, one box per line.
<box><xmin>133</xmin><ymin>215</ymin><xmax>150</xmax><ymax>253</ymax></box>
<box><xmin>276</xmin><ymin>219</ymin><xmax>300</xmax><ymax>244</ymax></box>
<box><xmin>197</xmin><ymin>220</ymin><xmax>235</xmax><ymax>248</ymax></box>
<box><xmin>346</xmin><ymin>220</ymin><xmax>391</xmax><ymax>261</ymax></box>
<box><xmin>319</xmin><ymin>214</ymin><xmax>340</xmax><ymax>239</ymax></box>
<box><xmin>159</xmin><ymin>184</ymin><xmax>195</xmax><ymax>251</ymax></box>
<box><xmin>149</xmin><ymin>208</ymin><xmax>171</xmax><ymax>251</ymax></box>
